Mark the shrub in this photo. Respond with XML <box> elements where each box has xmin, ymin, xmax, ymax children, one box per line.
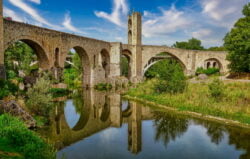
<box><xmin>26</xmin><ymin>77</ymin><xmax>53</xmax><ymax>116</ymax></box>
<box><xmin>0</xmin><ymin>114</ymin><xmax>55</xmax><ymax>159</ymax></box>
<box><xmin>153</xmin><ymin>59</ymin><xmax>187</xmax><ymax>94</ymax></box>
<box><xmin>0</xmin><ymin>79</ymin><xmax>18</xmax><ymax>99</ymax></box>
<box><xmin>208</xmin><ymin>78</ymin><xmax>224</xmax><ymax>99</ymax></box>
<box><xmin>196</xmin><ymin>67</ymin><xmax>220</xmax><ymax>76</ymax></box>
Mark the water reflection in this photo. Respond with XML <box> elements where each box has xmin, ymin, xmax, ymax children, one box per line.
<box><xmin>154</xmin><ymin>112</ymin><xmax>188</xmax><ymax>147</ymax></box>
<box><xmin>38</xmin><ymin>90</ymin><xmax>250</xmax><ymax>159</ymax></box>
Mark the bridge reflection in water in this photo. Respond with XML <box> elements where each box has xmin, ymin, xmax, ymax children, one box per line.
<box><xmin>39</xmin><ymin>90</ymin><xmax>152</xmax><ymax>154</ymax></box>
<box><xmin>38</xmin><ymin>90</ymin><xmax>250</xmax><ymax>159</ymax></box>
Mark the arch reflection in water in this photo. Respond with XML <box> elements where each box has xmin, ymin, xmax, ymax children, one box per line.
<box><xmin>64</xmin><ymin>100</ymin><xmax>81</xmax><ymax>129</ymax></box>
<box><xmin>39</xmin><ymin>90</ymin><xmax>250</xmax><ymax>159</ymax></box>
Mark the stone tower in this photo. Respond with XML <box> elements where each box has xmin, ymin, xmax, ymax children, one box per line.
<box><xmin>127</xmin><ymin>12</ymin><xmax>143</xmax><ymax>81</ymax></box>
<box><xmin>0</xmin><ymin>0</ymin><xmax>5</xmax><ymax>79</ymax></box>
<box><xmin>128</xmin><ymin>12</ymin><xmax>142</xmax><ymax>45</ymax></box>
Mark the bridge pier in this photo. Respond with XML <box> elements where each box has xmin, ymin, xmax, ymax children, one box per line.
<box><xmin>0</xmin><ymin>0</ymin><xmax>5</xmax><ymax>80</ymax></box>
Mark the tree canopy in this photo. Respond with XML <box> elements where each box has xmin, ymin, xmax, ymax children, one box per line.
<box><xmin>224</xmin><ymin>3</ymin><xmax>250</xmax><ymax>73</ymax></box>
<box><xmin>172</xmin><ymin>38</ymin><xmax>204</xmax><ymax>50</ymax></box>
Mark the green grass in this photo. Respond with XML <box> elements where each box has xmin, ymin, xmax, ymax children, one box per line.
<box><xmin>0</xmin><ymin>114</ymin><xmax>55</xmax><ymax>159</ymax></box>
<box><xmin>126</xmin><ymin>79</ymin><xmax>250</xmax><ymax>124</ymax></box>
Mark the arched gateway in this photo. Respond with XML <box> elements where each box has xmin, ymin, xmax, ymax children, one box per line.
<box><xmin>0</xmin><ymin>0</ymin><xmax>229</xmax><ymax>86</ymax></box>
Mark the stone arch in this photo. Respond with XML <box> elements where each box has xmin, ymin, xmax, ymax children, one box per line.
<box><xmin>4</xmin><ymin>38</ymin><xmax>50</xmax><ymax>70</ymax></box>
<box><xmin>143</xmin><ymin>52</ymin><xmax>187</xmax><ymax>76</ymax></box>
<box><xmin>72</xmin><ymin>46</ymin><xmax>91</xmax><ymax>88</ymax></box>
<box><xmin>99</xmin><ymin>49</ymin><xmax>110</xmax><ymax>78</ymax></box>
<box><xmin>204</xmin><ymin>58</ymin><xmax>222</xmax><ymax>70</ymax></box>
<box><xmin>122</xmin><ymin>49</ymin><xmax>132</xmax><ymax>79</ymax></box>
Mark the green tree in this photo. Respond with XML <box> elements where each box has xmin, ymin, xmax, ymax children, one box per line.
<box><xmin>26</xmin><ymin>76</ymin><xmax>53</xmax><ymax>116</ymax></box>
<box><xmin>4</xmin><ymin>41</ymin><xmax>37</xmax><ymax>79</ymax></box>
<box><xmin>63</xmin><ymin>52</ymin><xmax>83</xmax><ymax>89</ymax></box>
<box><xmin>207</xmin><ymin>46</ymin><xmax>226</xmax><ymax>51</ymax></box>
<box><xmin>224</xmin><ymin>3</ymin><xmax>250</xmax><ymax>73</ymax></box>
<box><xmin>145</xmin><ymin>59</ymin><xmax>187</xmax><ymax>94</ymax></box>
<box><xmin>173</xmin><ymin>38</ymin><xmax>204</xmax><ymax>50</ymax></box>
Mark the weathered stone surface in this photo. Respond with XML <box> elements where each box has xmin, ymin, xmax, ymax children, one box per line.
<box><xmin>23</xmin><ymin>75</ymin><xmax>36</xmax><ymax>86</ymax></box>
<box><xmin>0</xmin><ymin>100</ymin><xmax>36</xmax><ymax>128</ymax></box>
<box><xmin>18</xmin><ymin>70</ymin><xmax>26</xmax><ymax>78</ymax></box>
<box><xmin>19</xmin><ymin>82</ymin><xmax>25</xmax><ymax>90</ymax></box>
<box><xmin>52</xmin><ymin>83</ymin><xmax>67</xmax><ymax>89</ymax></box>
<box><xmin>198</xmin><ymin>74</ymin><xmax>208</xmax><ymax>80</ymax></box>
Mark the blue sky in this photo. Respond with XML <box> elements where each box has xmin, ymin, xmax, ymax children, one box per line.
<box><xmin>3</xmin><ymin>0</ymin><xmax>250</xmax><ymax>47</ymax></box>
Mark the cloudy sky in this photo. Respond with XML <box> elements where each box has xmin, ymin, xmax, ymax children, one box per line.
<box><xmin>3</xmin><ymin>0</ymin><xmax>250</xmax><ymax>47</ymax></box>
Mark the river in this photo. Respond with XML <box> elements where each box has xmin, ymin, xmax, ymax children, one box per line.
<box><xmin>38</xmin><ymin>89</ymin><xmax>250</xmax><ymax>159</ymax></box>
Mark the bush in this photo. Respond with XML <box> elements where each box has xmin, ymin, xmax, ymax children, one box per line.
<box><xmin>0</xmin><ymin>79</ymin><xmax>18</xmax><ymax>99</ymax></box>
<box><xmin>26</xmin><ymin>77</ymin><xmax>53</xmax><ymax>116</ymax></box>
<box><xmin>0</xmin><ymin>114</ymin><xmax>55</xmax><ymax>159</ymax></box>
<box><xmin>196</xmin><ymin>67</ymin><xmax>220</xmax><ymax>76</ymax></box>
<box><xmin>94</xmin><ymin>83</ymin><xmax>112</xmax><ymax>91</ymax></box>
<box><xmin>153</xmin><ymin>60</ymin><xmax>187</xmax><ymax>94</ymax></box>
<box><xmin>49</xmin><ymin>88</ymin><xmax>70</xmax><ymax>97</ymax></box>
<box><xmin>208</xmin><ymin>78</ymin><xmax>224</xmax><ymax>99</ymax></box>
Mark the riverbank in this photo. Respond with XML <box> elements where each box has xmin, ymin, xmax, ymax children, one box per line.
<box><xmin>0</xmin><ymin>114</ymin><xmax>55</xmax><ymax>159</ymax></box>
<box><xmin>125</xmin><ymin>79</ymin><xmax>250</xmax><ymax>126</ymax></box>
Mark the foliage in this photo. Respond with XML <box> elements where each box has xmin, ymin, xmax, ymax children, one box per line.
<box><xmin>0</xmin><ymin>114</ymin><xmax>55</xmax><ymax>159</ymax></box>
<box><xmin>0</xmin><ymin>79</ymin><xmax>18</xmax><ymax>100</ymax></box>
<box><xmin>224</xmin><ymin>3</ymin><xmax>250</xmax><ymax>73</ymax></box>
<box><xmin>49</xmin><ymin>88</ymin><xmax>70</xmax><ymax>98</ymax></box>
<box><xmin>208</xmin><ymin>79</ymin><xmax>224</xmax><ymax>99</ymax></box>
<box><xmin>196</xmin><ymin>67</ymin><xmax>220</xmax><ymax>76</ymax></box>
<box><xmin>145</xmin><ymin>59</ymin><xmax>187</xmax><ymax>94</ymax></box>
<box><xmin>126</xmin><ymin>81</ymin><xmax>250</xmax><ymax>124</ymax></box>
<box><xmin>4</xmin><ymin>41</ymin><xmax>38</xmax><ymax>80</ymax></box>
<box><xmin>63</xmin><ymin>52</ymin><xmax>83</xmax><ymax>89</ymax></box>
<box><xmin>26</xmin><ymin>76</ymin><xmax>53</xmax><ymax>116</ymax></box>
<box><xmin>121</xmin><ymin>55</ymin><xmax>129</xmax><ymax>77</ymax></box>
<box><xmin>207</xmin><ymin>46</ymin><xmax>226</xmax><ymax>51</ymax></box>
<box><xmin>94</xmin><ymin>83</ymin><xmax>112</xmax><ymax>91</ymax></box>
<box><xmin>173</xmin><ymin>38</ymin><xmax>204</xmax><ymax>50</ymax></box>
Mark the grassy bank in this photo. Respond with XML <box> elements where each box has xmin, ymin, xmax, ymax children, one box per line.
<box><xmin>0</xmin><ymin>114</ymin><xmax>55</xmax><ymax>159</ymax></box>
<box><xmin>126</xmin><ymin>79</ymin><xmax>250</xmax><ymax>125</ymax></box>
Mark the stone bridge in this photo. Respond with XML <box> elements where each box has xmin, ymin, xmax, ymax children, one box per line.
<box><xmin>0</xmin><ymin>0</ymin><xmax>229</xmax><ymax>87</ymax></box>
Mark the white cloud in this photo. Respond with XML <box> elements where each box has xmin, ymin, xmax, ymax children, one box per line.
<box><xmin>62</xmin><ymin>12</ymin><xmax>86</xmax><ymax>34</ymax></box>
<box><xmin>3</xmin><ymin>7</ymin><xmax>24</xmax><ymax>22</ymax></box>
<box><xmin>200</xmin><ymin>0</ymin><xmax>248</xmax><ymax>28</ymax></box>
<box><xmin>8</xmin><ymin>0</ymin><xmax>61</xmax><ymax>29</ymax></box>
<box><xmin>142</xmin><ymin>6</ymin><xmax>191</xmax><ymax>38</ymax></box>
<box><xmin>94</xmin><ymin>0</ymin><xmax>129</xmax><ymax>27</ymax></box>
<box><xmin>192</xmin><ymin>29</ymin><xmax>212</xmax><ymax>39</ymax></box>
<box><xmin>28</xmin><ymin>0</ymin><xmax>41</xmax><ymax>4</ymax></box>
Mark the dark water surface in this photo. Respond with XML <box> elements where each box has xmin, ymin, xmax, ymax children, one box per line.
<box><xmin>39</xmin><ymin>90</ymin><xmax>250</xmax><ymax>159</ymax></box>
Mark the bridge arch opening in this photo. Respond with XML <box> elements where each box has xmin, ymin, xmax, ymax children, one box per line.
<box><xmin>121</xmin><ymin>50</ymin><xmax>132</xmax><ymax>79</ymax></box>
<box><xmin>143</xmin><ymin>52</ymin><xmax>187</xmax><ymax>78</ymax></box>
<box><xmin>204</xmin><ymin>58</ymin><xmax>222</xmax><ymax>70</ymax></box>
<box><xmin>4</xmin><ymin>39</ymin><xmax>50</xmax><ymax>80</ymax></box>
<box><xmin>100</xmin><ymin>49</ymin><xmax>110</xmax><ymax>78</ymax></box>
<box><xmin>55</xmin><ymin>48</ymin><xmax>60</xmax><ymax>67</ymax></box>
<box><xmin>63</xmin><ymin>46</ymin><xmax>90</xmax><ymax>88</ymax></box>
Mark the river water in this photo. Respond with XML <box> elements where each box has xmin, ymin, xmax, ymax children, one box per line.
<box><xmin>38</xmin><ymin>90</ymin><xmax>250</xmax><ymax>159</ymax></box>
